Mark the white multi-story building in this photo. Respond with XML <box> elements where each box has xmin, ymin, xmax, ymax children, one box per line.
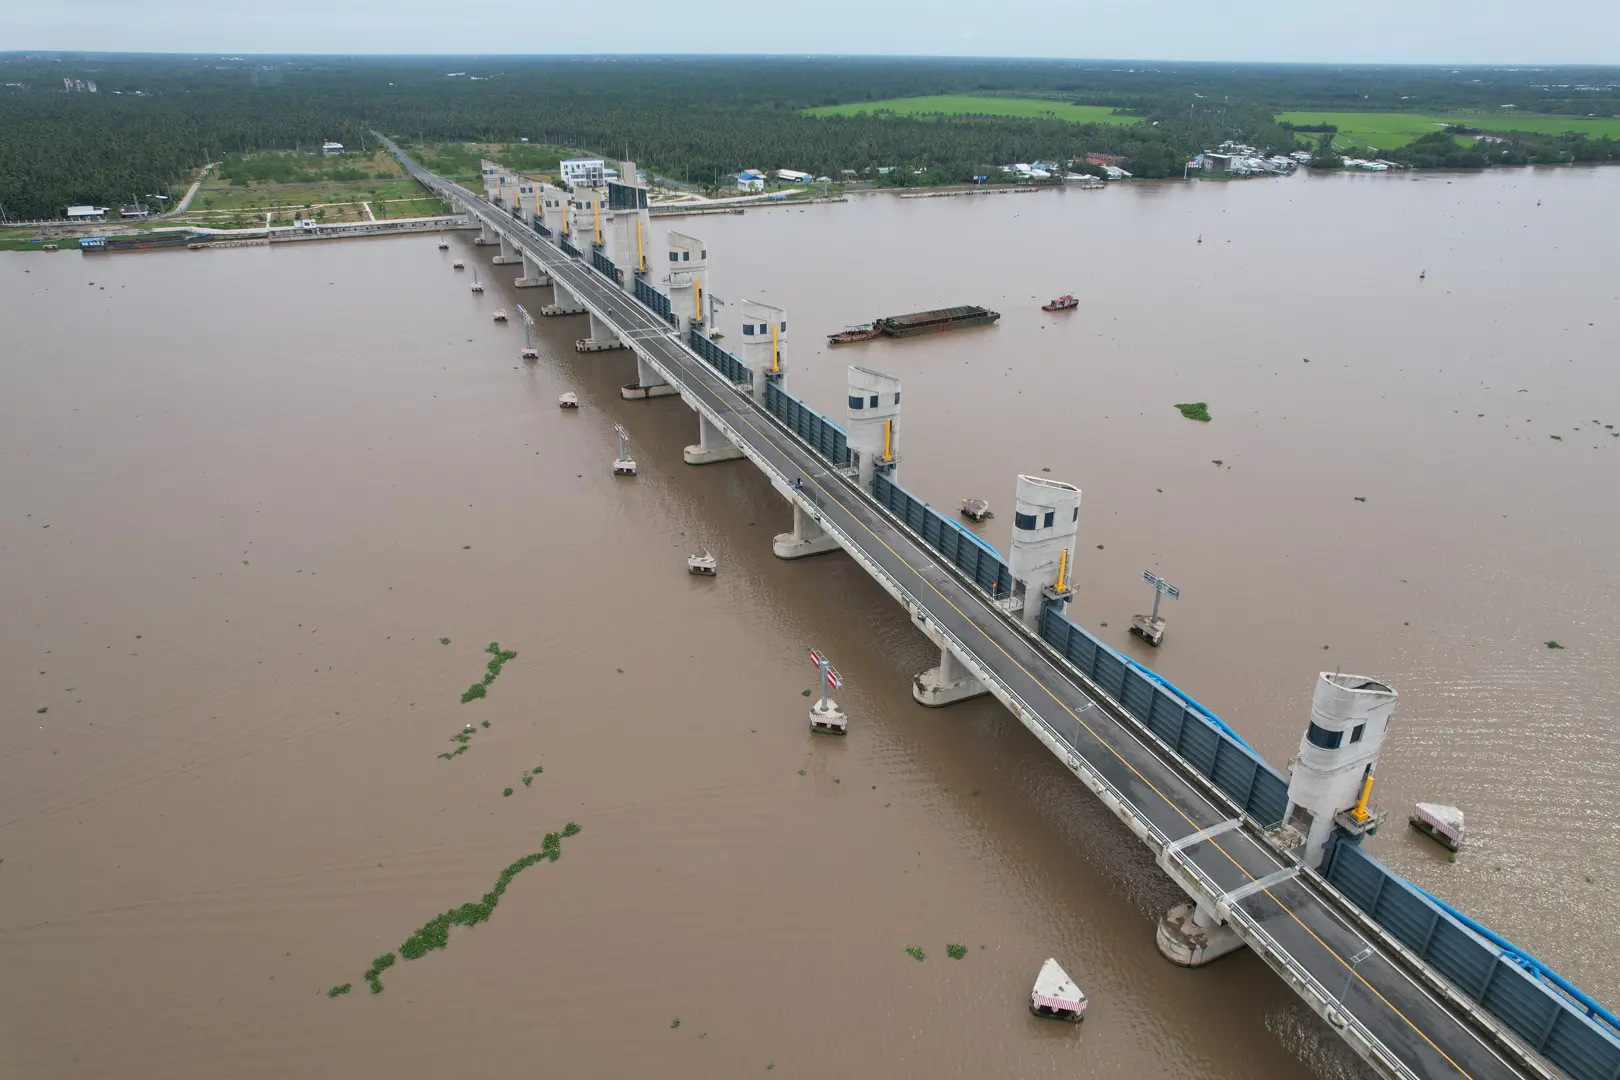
<box><xmin>560</xmin><ymin>159</ymin><xmax>606</xmax><ymax>188</ymax></box>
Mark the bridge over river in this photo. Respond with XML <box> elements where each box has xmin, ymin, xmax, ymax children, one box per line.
<box><xmin>381</xmin><ymin>136</ymin><xmax>1619</xmax><ymax>1080</ymax></box>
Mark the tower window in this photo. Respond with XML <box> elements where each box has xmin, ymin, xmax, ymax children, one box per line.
<box><xmin>1015</xmin><ymin>512</ymin><xmax>1037</xmax><ymax>531</ymax></box>
<box><xmin>1043</xmin><ymin>511</ymin><xmax>1054</xmax><ymax>528</ymax></box>
<box><xmin>1306</xmin><ymin>722</ymin><xmax>1343</xmax><ymax>750</ymax></box>
<box><xmin>869</xmin><ymin>395</ymin><xmax>878</xmax><ymax>407</ymax></box>
<box><xmin>848</xmin><ymin>396</ymin><xmax>864</xmax><ymax>409</ymax></box>
<box><xmin>1350</xmin><ymin>723</ymin><xmax>1366</xmax><ymax>743</ymax></box>
<box><xmin>743</xmin><ymin>324</ymin><xmax>755</xmax><ymax>335</ymax></box>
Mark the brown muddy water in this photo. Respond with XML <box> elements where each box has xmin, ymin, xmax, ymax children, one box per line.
<box><xmin>2</xmin><ymin>166</ymin><xmax>1616</xmax><ymax>1079</ymax></box>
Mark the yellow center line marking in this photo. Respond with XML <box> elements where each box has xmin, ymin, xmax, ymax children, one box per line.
<box><xmin>722</xmin><ymin>410</ymin><xmax>1478</xmax><ymax>1079</ymax></box>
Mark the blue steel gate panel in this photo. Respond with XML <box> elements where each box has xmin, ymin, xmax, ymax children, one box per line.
<box><xmin>687</xmin><ymin>328</ymin><xmax>751</xmax><ymax>384</ymax></box>
<box><xmin>532</xmin><ymin>215</ymin><xmax>552</xmax><ymax>237</ymax></box>
<box><xmin>590</xmin><ymin>248</ymin><xmax>623</xmax><ymax>284</ymax></box>
<box><xmin>633</xmin><ymin>277</ymin><xmax>676</xmax><ymax>327</ymax></box>
<box><xmin>1323</xmin><ymin>842</ymin><xmax>1620</xmax><ymax>1080</ymax></box>
<box><xmin>1038</xmin><ymin>610</ymin><xmax>1288</xmax><ymax>827</ymax></box>
<box><xmin>558</xmin><ymin>236</ymin><xmax>582</xmax><ymax>259</ymax></box>
<box><xmin>870</xmin><ymin>472</ymin><xmax>1012</xmax><ymax>599</ymax></box>
<box><xmin>763</xmin><ymin>382</ymin><xmax>850</xmax><ymax>466</ymax></box>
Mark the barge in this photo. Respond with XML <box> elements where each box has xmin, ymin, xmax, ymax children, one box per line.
<box><xmin>826</xmin><ymin>305</ymin><xmax>1000</xmax><ymax>345</ymax></box>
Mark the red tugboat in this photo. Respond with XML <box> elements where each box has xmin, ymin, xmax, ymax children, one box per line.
<box><xmin>1042</xmin><ymin>294</ymin><xmax>1079</xmax><ymax>312</ymax></box>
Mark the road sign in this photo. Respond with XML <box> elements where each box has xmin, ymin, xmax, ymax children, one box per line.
<box><xmin>808</xmin><ymin>649</ymin><xmax>843</xmax><ymax>688</ymax></box>
<box><xmin>1142</xmin><ymin>571</ymin><xmax>1181</xmax><ymax>599</ymax></box>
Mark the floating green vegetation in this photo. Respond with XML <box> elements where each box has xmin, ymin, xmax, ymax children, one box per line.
<box><xmin>37</xmin><ymin>706</ymin><xmax>48</xmax><ymax>714</ymax></box>
<box><xmin>327</xmin><ymin>983</ymin><xmax>352</xmax><ymax>997</ymax></box>
<box><xmin>798</xmin><ymin>768</ymin><xmax>806</xmax><ymax>776</ymax></box>
<box><xmin>439</xmin><ymin>637</ymin><xmax>451</xmax><ymax>645</ymax></box>
<box><xmin>1212</xmin><ymin>460</ymin><xmax>1223</xmax><ymax>466</ymax></box>
<box><xmin>481</xmin><ymin>720</ymin><xmax>490</xmax><ymax>728</ymax></box>
<box><xmin>1354</xmin><ymin>496</ymin><xmax>1367</xmax><ymax>503</ymax></box>
<box><xmin>463</xmin><ymin>642</ymin><xmax>518</xmax><ymax>703</ymax></box>
<box><xmin>533</xmin><ymin>766</ymin><xmax>544</xmax><ymax>775</ymax></box>
<box><xmin>1175</xmin><ymin>402</ymin><xmax>1212</xmax><ymax>422</ymax></box>
<box><xmin>905</xmin><ymin>945</ymin><xmax>926</xmax><ymax>962</ymax></box>
<box><xmin>946</xmin><ymin>944</ymin><xmax>968</xmax><ymax>960</ymax></box>
<box><xmin>503</xmin><ymin>787</ymin><xmax>513</xmax><ymax>797</ymax></box>
<box><xmin>369</xmin><ymin>824</ymin><xmax>581</xmax><ymax>985</ymax></box>
<box><xmin>1550</xmin><ymin>435</ymin><xmax>1563</xmax><ymax>441</ymax></box>
<box><xmin>1546</xmin><ymin>640</ymin><xmax>1565</xmax><ymax>649</ymax></box>
<box><xmin>364</xmin><ymin>952</ymin><xmax>396</xmax><ymax>994</ymax></box>
<box><xmin>521</xmin><ymin>775</ymin><xmax>533</xmax><ymax>787</ymax></box>
<box><xmin>437</xmin><ymin>745</ymin><xmax>468</xmax><ymax>761</ymax></box>
<box><xmin>801</xmin><ymin>688</ymin><xmax>813</xmax><ymax>696</ymax></box>
<box><xmin>670</xmin><ymin>1018</ymin><xmax>682</xmax><ymax>1029</ymax></box>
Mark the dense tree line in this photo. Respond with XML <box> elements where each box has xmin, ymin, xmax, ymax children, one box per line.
<box><xmin>2</xmin><ymin>55</ymin><xmax>1617</xmax><ymax>219</ymax></box>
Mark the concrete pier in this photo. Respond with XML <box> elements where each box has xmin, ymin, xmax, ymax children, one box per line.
<box><xmin>542</xmin><ymin>280</ymin><xmax>586</xmax><ymax>317</ymax></box>
<box><xmin>621</xmin><ymin>352</ymin><xmax>679</xmax><ymax>399</ymax></box>
<box><xmin>809</xmin><ymin>697</ymin><xmax>848</xmax><ymax>735</ymax></box>
<box><xmin>773</xmin><ymin>502</ymin><xmax>840</xmax><ymax>559</ymax></box>
<box><xmin>492</xmin><ymin>235</ymin><xmax>522</xmax><ymax>265</ymax></box>
<box><xmin>1155</xmin><ymin>902</ymin><xmax>1246</xmax><ymax>967</ymax></box>
<box><xmin>683</xmin><ymin>413</ymin><xmax>744</xmax><ymax>465</ymax></box>
<box><xmin>475</xmin><ymin>221</ymin><xmax>498</xmax><ymax>246</ymax></box>
<box><xmin>513</xmin><ymin>249</ymin><xmax>549</xmax><ymax>288</ymax></box>
<box><xmin>913</xmin><ymin>645</ymin><xmax>989</xmax><ymax>707</ymax></box>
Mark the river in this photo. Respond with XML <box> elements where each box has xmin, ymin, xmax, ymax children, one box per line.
<box><xmin>2</xmin><ymin>165</ymin><xmax>1616</xmax><ymax>1079</ymax></box>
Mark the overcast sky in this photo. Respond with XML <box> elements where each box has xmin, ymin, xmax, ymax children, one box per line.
<box><xmin>9</xmin><ymin>0</ymin><xmax>1618</xmax><ymax>65</ymax></box>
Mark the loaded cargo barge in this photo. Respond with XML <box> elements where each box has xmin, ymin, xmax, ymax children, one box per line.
<box><xmin>827</xmin><ymin>304</ymin><xmax>1000</xmax><ymax>344</ymax></box>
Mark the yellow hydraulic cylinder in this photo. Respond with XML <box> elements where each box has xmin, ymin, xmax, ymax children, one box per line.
<box><xmin>1349</xmin><ymin>772</ymin><xmax>1375</xmax><ymax>823</ymax></box>
<box><xmin>1056</xmin><ymin>547</ymin><xmax>1070</xmax><ymax>592</ymax></box>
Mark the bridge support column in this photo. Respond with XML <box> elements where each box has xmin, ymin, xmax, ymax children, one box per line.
<box><xmin>1155</xmin><ymin>902</ymin><xmax>1246</xmax><ymax>967</ymax></box>
<box><xmin>684</xmin><ymin>413</ymin><xmax>744</xmax><ymax>464</ymax></box>
<box><xmin>622</xmin><ymin>352</ymin><xmax>679</xmax><ymax>399</ymax></box>
<box><xmin>513</xmin><ymin>250</ymin><xmax>549</xmax><ymax>288</ymax></box>
<box><xmin>542</xmin><ymin>281</ymin><xmax>585</xmax><ymax>317</ymax></box>
<box><xmin>773</xmin><ymin>502</ymin><xmax>840</xmax><ymax>560</ymax></box>
<box><xmin>492</xmin><ymin>235</ymin><xmax>522</xmax><ymax>265</ymax></box>
<box><xmin>912</xmin><ymin>645</ymin><xmax>989</xmax><ymax>707</ymax></box>
<box><xmin>475</xmin><ymin>221</ymin><xmax>497</xmax><ymax>246</ymax></box>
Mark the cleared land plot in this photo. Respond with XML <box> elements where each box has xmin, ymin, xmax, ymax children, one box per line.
<box><xmin>186</xmin><ymin>179</ymin><xmax>427</xmax><ymax>214</ymax></box>
<box><xmin>805</xmin><ymin>95</ymin><xmax>1139</xmax><ymax>125</ymax></box>
<box><xmin>1277</xmin><ymin>111</ymin><xmax>1620</xmax><ymax>150</ymax></box>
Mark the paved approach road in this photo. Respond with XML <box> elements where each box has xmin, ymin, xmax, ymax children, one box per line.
<box><xmin>386</xmin><ymin>137</ymin><xmax>1531</xmax><ymax>1080</ymax></box>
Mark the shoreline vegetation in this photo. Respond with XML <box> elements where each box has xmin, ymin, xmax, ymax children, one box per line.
<box><xmin>4</xmin><ymin>56</ymin><xmax>1617</xmax><ymax>219</ymax></box>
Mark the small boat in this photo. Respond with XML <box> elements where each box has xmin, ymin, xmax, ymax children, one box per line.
<box><xmin>1029</xmin><ymin>958</ymin><xmax>1086</xmax><ymax>1022</ymax></box>
<box><xmin>1042</xmin><ymin>295</ymin><xmax>1078</xmax><ymax>312</ymax></box>
<box><xmin>452</xmin><ymin>260</ymin><xmax>465</xmax><ymax>270</ymax></box>
<box><xmin>557</xmin><ymin>392</ymin><xmax>579</xmax><ymax>409</ymax></box>
<box><xmin>687</xmin><ymin>550</ymin><xmax>717</xmax><ymax>576</ymax></box>
<box><xmin>827</xmin><ymin>323</ymin><xmax>880</xmax><ymax>345</ymax></box>
<box><xmin>492</xmin><ymin>308</ymin><xmax>508</xmax><ymax>322</ymax></box>
<box><xmin>960</xmin><ymin>497</ymin><xmax>992</xmax><ymax>522</ymax></box>
<box><xmin>470</xmin><ymin>269</ymin><xmax>484</xmax><ymax>293</ymax></box>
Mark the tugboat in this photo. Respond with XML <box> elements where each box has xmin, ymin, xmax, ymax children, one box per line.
<box><xmin>557</xmin><ymin>392</ymin><xmax>579</xmax><ymax>409</ymax></box>
<box><xmin>1042</xmin><ymin>294</ymin><xmax>1079</xmax><ymax>312</ymax></box>
<box><xmin>491</xmin><ymin>308</ymin><xmax>508</xmax><ymax>322</ymax></box>
<box><xmin>686</xmin><ymin>549</ymin><xmax>717</xmax><ymax>576</ymax></box>
<box><xmin>827</xmin><ymin>323</ymin><xmax>881</xmax><ymax>345</ymax></box>
<box><xmin>470</xmin><ymin>268</ymin><xmax>484</xmax><ymax>293</ymax></box>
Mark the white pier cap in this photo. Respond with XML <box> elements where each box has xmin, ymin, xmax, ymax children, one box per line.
<box><xmin>1285</xmin><ymin>673</ymin><xmax>1398</xmax><ymax>868</ymax></box>
<box><xmin>847</xmin><ymin>365</ymin><xmax>900</xmax><ymax>489</ymax></box>
<box><xmin>739</xmin><ymin>299</ymin><xmax>787</xmax><ymax>380</ymax></box>
<box><xmin>1008</xmin><ymin>475</ymin><xmax>1081</xmax><ymax>627</ymax></box>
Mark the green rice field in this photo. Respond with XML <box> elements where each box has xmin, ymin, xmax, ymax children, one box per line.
<box><xmin>1276</xmin><ymin>111</ymin><xmax>1620</xmax><ymax>150</ymax></box>
<box><xmin>805</xmin><ymin>95</ymin><xmax>1139</xmax><ymax>125</ymax></box>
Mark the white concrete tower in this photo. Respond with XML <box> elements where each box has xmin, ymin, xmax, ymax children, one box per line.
<box><xmin>517</xmin><ymin>179</ymin><xmax>540</xmax><ymax>224</ymax></box>
<box><xmin>738</xmin><ymin>300</ymin><xmax>787</xmax><ymax>383</ymax></box>
<box><xmin>1283</xmin><ymin>673</ymin><xmax>1398</xmax><ymax>869</ymax></box>
<box><xmin>480</xmin><ymin>159</ymin><xmax>502</xmax><ymax>199</ymax></box>
<box><xmin>665</xmin><ymin>232</ymin><xmax>709</xmax><ymax>335</ymax></box>
<box><xmin>607</xmin><ymin>161</ymin><xmax>651</xmax><ymax>291</ymax></box>
<box><xmin>846</xmin><ymin>366</ymin><xmax>900</xmax><ymax>489</ymax></box>
<box><xmin>568</xmin><ymin>187</ymin><xmax>606</xmax><ymax>250</ymax></box>
<box><xmin>539</xmin><ymin>183</ymin><xmax>568</xmax><ymax>238</ymax></box>
<box><xmin>1008</xmin><ymin>475</ymin><xmax>1081</xmax><ymax>627</ymax></box>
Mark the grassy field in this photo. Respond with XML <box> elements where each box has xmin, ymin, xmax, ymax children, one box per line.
<box><xmin>184</xmin><ymin>178</ymin><xmax>426</xmax><ymax>214</ymax></box>
<box><xmin>805</xmin><ymin>95</ymin><xmax>1139</xmax><ymax>125</ymax></box>
<box><xmin>1277</xmin><ymin>111</ymin><xmax>1620</xmax><ymax>150</ymax></box>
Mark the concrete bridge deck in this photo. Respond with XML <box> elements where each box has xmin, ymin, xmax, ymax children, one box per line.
<box><xmin>382</xmin><ymin>136</ymin><xmax>1540</xmax><ymax>1080</ymax></box>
